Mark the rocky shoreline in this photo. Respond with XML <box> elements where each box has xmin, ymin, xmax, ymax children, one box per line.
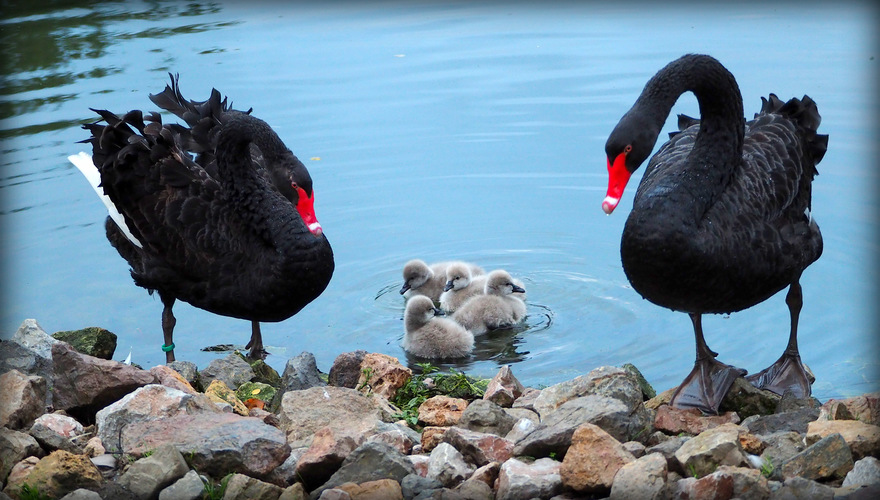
<box><xmin>1</xmin><ymin>319</ymin><xmax>878</xmax><ymax>500</ymax></box>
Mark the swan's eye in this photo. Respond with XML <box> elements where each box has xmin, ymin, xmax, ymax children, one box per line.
<box><xmin>624</xmin><ymin>144</ymin><xmax>633</xmax><ymax>154</ymax></box>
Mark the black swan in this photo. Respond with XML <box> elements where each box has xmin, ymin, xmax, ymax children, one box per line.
<box><xmin>69</xmin><ymin>75</ymin><xmax>334</xmax><ymax>362</ymax></box>
<box><xmin>603</xmin><ymin>54</ymin><xmax>827</xmax><ymax>414</ymax></box>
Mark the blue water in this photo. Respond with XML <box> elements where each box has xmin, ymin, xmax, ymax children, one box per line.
<box><xmin>2</xmin><ymin>1</ymin><xmax>877</xmax><ymax>400</ymax></box>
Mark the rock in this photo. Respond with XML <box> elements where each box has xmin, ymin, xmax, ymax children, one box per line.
<box><xmin>0</xmin><ymin>339</ymin><xmax>54</xmax><ymax>407</ymax></box>
<box><xmin>495</xmin><ymin>457</ymin><xmax>562</xmax><ymax>500</ymax></box>
<box><xmin>842</xmin><ymin>456</ymin><xmax>880</xmax><ymax>488</ymax></box>
<box><xmin>265</xmin><ymin>446</ymin><xmax>309</xmax><ymax>486</ymax></box>
<box><xmin>806</xmin><ymin>419</ymin><xmax>880</xmax><ymax>460</ymax></box>
<box><xmin>83</xmin><ymin>437</ymin><xmax>105</xmax><ymax>458</ymax></box>
<box><xmin>457</xmin><ymin>399</ymin><xmax>518</xmax><ymax>437</ymax></box>
<box><xmin>199</xmin><ymin>353</ymin><xmax>255</xmax><ymax>390</ymax></box>
<box><xmin>328</xmin><ymin>350</ymin><xmax>369</xmax><ymax>389</ymax></box>
<box><xmin>559</xmin><ymin>423</ymin><xmax>635</xmax><ymax>493</ymax></box>
<box><xmin>426</xmin><ymin>443</ymin><xmax>475</xmax><ymax>488</ymax></box>
<box><xmin>832</xmin><ymin>392</ymin><xmax>880</xmax><ymax>426</ymax></box>
<box><xmin>0</xmin><ymin>369</ymin><xmax>46</xmax><ymax>430</ymax></box>
<box><xmin>772</xmin><ymin>476</ymin><xmax>835</xmax><ymax>499</ymax></box>
<box><xmin>483</xmin><ymin>366</ymin><xmax>525</xmax><ymax>408</ymax></box>
<box><xmin>2</xmin><ymin>450</ymin><xmax>103</xmax><ymax>500</ymax></box>
<box><xmin>718</xmin><ymin>377</ymin><xmax>781</xmax><ymax>418</ymax></box>
<box><xmin>3</xmin><ymin>456</ymin><xmax>40</xmax><ymax>496</ymax></box>
<box><xmin>365</xmin><ymin>426</ymin><xmax>419</xmax><ymax>455</ymax></box>
<box><xmin>513</xmin><ymin>394</ymin><xmax>651</xmax><ymax>459</ymax></box>
<box><xmin>59</xmin><ymin>489</ymin><xmax>103</xmax><ymax>500</ymax></box>
<box><xmin>0</xmin><ymin>427</ymin><xmax>43</xmax><ymax>482</ymax></box>
<box><xmin>149</xmin><ymin>365</ymin><xmax>198</xmax><ymax>394</ymax></box>
<box><xmin>248</xmin><ymin>359</ymin><xmax>283</xmax><ymax>387</ymax></box>
<box><xmin>118</xmin><ymin>443</ymin><xmax>189</xmax><ymax>500</ymax></box>
<box><xmin>51</xmin><ymin>327</ymin><xmax>117</xmax><ymax>360</ymax></box>
<box><xmin>407</xmin><ymin>455</ymin><xmax>430</xmax><ymax>478</ymax></box>
<box><xmin>278</xmin><ymin>386</ymin><xmax>398</xmax><ymax>448</ymax></box>
<box><xmin>511</xmin><ymin>387</ymin><xmax>540</xmax><ymax>411</ymax></box>
<box><xmin>280</xmin><ymin>351</ymin><xmax>326</xmax><ymax>391</ymax></box>
<box><xmin>296</xmin><ymin>427</ymin><xmax>361</xmax><ymax>490</ymax></box>
<box><xmin>96</xmin><ymin>384</ymin><xmax>220</xmax><ymax>453</ymax></box>
<box><xmin>673</xmin><ymin>423</ymin><xmax>749</xmax><ymax>478</ymax></box>
<box><xmin>279</xmin><ymin>483</ymin><xmax>308</xmax><ymax>500</ymax></box>
<box><xmin>357</xmin><ymin>353</ymin><xmax>412</xmax><ymax>400</ymax></box>
<box><xmin>609</xmin><ymin>452</ymin><xmax>667</xmax><ymax>500</ymax></box>
<box><xmin>713</xmin><ymin>465</ymin><xmax>771</xmax><ymax>499</ymax></box>
<box><xmin>469</xmin><ymin>461</ymin><xmax>500</xmax><ymax>488</ymax></box>
<box><xmin>335</xmin><ymin>478</ymin><xmax>404</xmax><ymax>500</ymax></box>
<box><xmin>454</xmin><ymin>478</ymin><xmax>493</xmax><ymax>500</ymax></box>
<box><xmin>120</xmin><ymin>412</ymin><xmax>290</xmax><ymax>477</ymax></box>
<box><xmin>51</xmin><ymin>341</ymin><xmax>156</xmax><ymax>416</ymax></box>
<box><xmin>11</xmin><ymin>319</ymin><xmax>60</xmax><ymax>358</ymax></box>
<box><xmin>418</xmin><ymin>396</ymin><xmax>469</xmax><ymax>427</ymax></box>
<box><xmin>741</xmin><ymin>407</ymin><xmax>820</xmax><ymax>436</ymax></box>
<box><xmin>166</xmin><ymin>360</ymin><xmax>200</xmax><ymax>390</ymax></box>
<box><xmin>420</xmin><ymin>427</ymin><xmax>447</xmax><ymax>453</ymax></box>
<box><xmin>158</xmin><ymin>469</ymin><xmax>205</xmax><ymax>500</ymax></box>
<box><xmin>818</xmin><ymin>400</ymin><xmax>856</xmax><ymax>421</ymax></box>
<box><xmin>311</xmin><ymin>442</ymin><xmax>416</xmax><ymax>499</ymax></box>
<box><xmin>505</xmin><ymin>417</ymin><xmax>537</xmax><ymax>443</ymax></box>
<box><xmin>622</xmin><ymin>440</ymin><xmax>646</xmax><ymax>458</ymax></box>
<box><xmin>204</xmin><ymin>379</ymin><xmax>249</xmax><ymax>415</ymax></box>
<box><xmin>532</xmin><ymin>365</ymin><xmax>644</xmax><ymax>418</ymax></box>
<box><xmin>442</xmin><ymin>427</ymin><xmax>514</xmax><ymax>467</ymax></box>
<box><xmin>644</xmin><ymin>436</ymin><xmax>689</xmax><ymax>474</ymax></box>
<box><xmin>622</xmin><ymin>363</ymin><xmax>656</xmax><ymax>400</ymax></box>
<box><xmin>236</xmin><ymin>381</ymin><xmax>276</xmax><ymax>405</ymax></box>
<box><xmin>29</xmin><ymin>412</ymin><xmax>84</xmax><ymax>454</ymax></box>
<box><xmin>222</xmin><ymin>473</ymin><xmax>283</xmax><ymax>500</ymax></box>
<box><xmin>780</xmin><ymin>432</ymin><xmax>853</xmax><ymax>481</ymax></box>
<box><xmin>401</xmin><ymin>473</ymin><xmax>442</xmax><ymax>499</ymax></box>
<box><xmin>653</xmin><ymin>404</ymin><xmax>740</xmax><ymax>435</ymax></box>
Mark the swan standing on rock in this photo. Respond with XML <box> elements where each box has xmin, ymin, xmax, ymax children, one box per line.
<box><xmin>400</xmin><ymin>259</ymin><xmax>484</xmax><ymax>303</ymax></box>
<box><xmin>70</xmin><ymin>75</ymin><xmax>334</xmax><ymax>362</ymax></box>
<box><xmin>603</xmin><ymin>54</ymin><xmax>827</xmax><ymax>414</ymax></box>
<box><xmin>452</xmin><ymin>270</ymin><xmax>527</xmax><ymax>335</ymax></box>
<box><xmin>403</xmin><ymin>295</ymin><xmax>475</xmax><ymax>359</ymax></box>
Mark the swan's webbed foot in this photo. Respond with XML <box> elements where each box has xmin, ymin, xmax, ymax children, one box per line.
<box><xmin>746</xmin><ymin>351</ymin><xmax>811</xmax><ymax>398</ymax></box>
<box><xmin>670</xmin><ymin>357</ymin><xmax>747</xmax><ymax>415</ymax></box>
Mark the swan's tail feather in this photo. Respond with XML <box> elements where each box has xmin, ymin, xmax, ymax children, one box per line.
<box><xmin>68</xmin><ymin>151</ymin><xmax>144</xmax><ymax>248</ymax></box>
<box><xmin>759</xmin><ymin>93</ymin><xmax>828</xmax><ymax>174</ymax></box>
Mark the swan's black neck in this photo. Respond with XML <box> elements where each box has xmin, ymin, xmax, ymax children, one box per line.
<box><xmin>633</xmin><ymin>55</ymin><xmax>745</xmax><ymax>222</ymax></box>
<box><xmin>215</xmin><ymin>115</ymin><xmax>309</xmax><ymax>244</ymax></box>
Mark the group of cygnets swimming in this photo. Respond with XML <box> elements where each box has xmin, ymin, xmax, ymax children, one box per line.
<box><xmin>399</xmin><ymin>259</ymin><xmax>527</xmax><ymax>359</ymax></box>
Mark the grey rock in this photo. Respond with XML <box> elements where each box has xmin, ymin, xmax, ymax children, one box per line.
<box><xmin>442</xmin><ymin>427</ymin><xmax>513</xmax><ymax>467</ymax></box>
<box><xmin>622</xmin><ymin>363</ymin><xmax>656</xmax><ymax>400</ymax></box>
<box><xmin>761</xmin><ymin>432</ymin><xmax>806</xmax><ymax>478</ymax></box>
<box><xmin>505</xmin><ymin>417</ymin><xmax>537</xmax><ymax>443</ymax></box>
<box><xmin>58</xmin><ymin>489</ymin><xmax>102</xmax><ymax>500</ymax></box>
<box><xmin>532</xmin><ymin>365</ymin><xmax>644</xmax><ymax>418</ymax></box>
<box><xmin>51</xmin><ymin>327</ymin><xmax>117</xmax><ymax>360</ymax></box>
<box><xmin>29</xmin><ymin>413</ymin><xmax>84</xmax><ymax>454</ymax></box>
<box><xmin>272</xmin><ymin>352</ymin><xmax>327</xmax><ymax>411</ymax></box>
<box><xmin>118</xmin><ymin>443</ymin><xmax>189</xmax><ymax>500</ymax></box>
<box><xmin>158</xmin><ymin>470</ymin><xmax>205</xmax><ymax>500</ymax></box>
<box><xmin>427</xmin><ymin>442</ymin><xmax>475</xmax><ymax>488</ymax></box>
<box><xmin>609</xmin><ymin>452</ymin><xmax>667</xmax><ymax>500</ymax></box>
<box><xmin>12</xmin><ymin>319</ymin><xmax>60</xmax><ymax>357</ymax></box>
<box><xmin>674</xmin><ymin>424</ymin><xmax>749</xmax><ymax>478</ymax></box>
<box><xmin>0</xmin><ymin>427</ymin><xmax>43</xmax><ymax>482</ymax></box>
<box><xmin>311</xmin><ymin>442</ymin><xmax>416</xmax><ymax>499</ymax></box>
<box><xmin>779</xmin><ymin>432</ymin><xmax>853</xmax><ymax>481</ymax></box>
<box><xmin>120</xmin><ymin>412</ymin><xmax>290</xmax><ymax>478</ymax></box>
<box><xmin>842</xmin><ymin>456</ymin><xmax>880</xmax><ymax>488</ymax></box>
<box><xmin>645</xmin><ymin>435</ymin><xmax>689</xmax><ymax>475</ymax></box>
<box><xmin>458</xmin><ymin>399</ymin><xmax>518</xmax><ymax>437</ymax></box>
<box><xmin>199</xmin><ymin>353</ymin><xmax>254</xmax><ymax>390</ymax></box>
<box><xmin>742</xmin><ymin>407</ymin><xmax>821</xmax><ymax>436</ymax></box>
<box><xmin>221</xmin><ymin>473</ymin><xmax>283</xmax><ymax>500</ymax></box>
<box><xmin>483</xmin><ymin>365</ymin><xmax>525</xmax><ymax>408</ymax></box>
<box><xmin>455</xmin><ymin>479</ymin><xmax>494</xmax><ymax>500</ymax></box>
<box><xmin>770</xmin><ymin>476</ymin><xmax>834</xmax><ymax>499</ymax></box>
<box><xmin>496</xmin><ymin>457</ymin><xmax>562</xmax><ymax>500</ymax></box>
<box><xmin>265</xmin><ymin>446</ymin><xmax>309</xmax><ymax>487</ymax></box>
<box><xmin>401</xmin><ymin>474</ymin><xmax>443</xmax><ymax>500</ymax></box>
<box><xmin>328</xmin><ymin>350</ymin><xmax>368</xmax><ymax>388</ymax></box>
<box><xmin>513</xmin><ymin>394</ymin><xmax>651</xmax><ymax>458</ymax></box>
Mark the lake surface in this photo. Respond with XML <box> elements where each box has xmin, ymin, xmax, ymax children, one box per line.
<box><xmin>2</xmin><ymin>1</ymin><xmax>877</xmax><ymax>401</ymax></box>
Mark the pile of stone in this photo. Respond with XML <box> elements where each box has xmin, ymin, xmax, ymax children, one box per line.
<box><xmin>1</xmin><ymin>318</ymin><xmax>879</xmax><ymax>500</ymax></box>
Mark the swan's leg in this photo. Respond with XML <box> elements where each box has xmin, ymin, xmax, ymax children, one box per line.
<box><xmin>746</xmin><ymin>278</ymin><xmax>812</xmax><ymax>398</ymax></box>
<box><xmin>670</xmin><ymin>313</ymin><xmax>747</xmax><ymax>415</ymax></box>
<box><xmin>160</xmin><ymin>293</ymin><xmax>177</xmax><ymax>363</ymax></box>
<box><xmin>245</xmin><ymin>321</ymin><xmax>267</xmax><ymax>360</ymax></box>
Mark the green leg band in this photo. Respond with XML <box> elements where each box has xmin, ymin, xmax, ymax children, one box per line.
<box><xmin>161</xmin><ymin>343</ymin><xmax>175</xmax><ymax>353</ymax></box>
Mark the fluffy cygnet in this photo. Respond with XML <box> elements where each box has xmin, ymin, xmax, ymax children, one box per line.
<box><xmin>439</xmin><ymin>262</ymin><xmax>489</xmax><ymax>313</ymax></box>
<box><xmin>399</xmin><ymin>259</ymin><xmax>484</xmax><ymax>302</ymax></box>
<box><xmin>452</xmin><ymin>270</ymin><xmax>527</xmax><ymax>335</ymax></box>
<box><xmin>403</xmin><ymin>295</ymin><xmax>475</xmax><ymax>359</ymax></box>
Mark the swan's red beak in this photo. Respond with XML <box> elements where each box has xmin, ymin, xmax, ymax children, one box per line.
<box><xmin>295</xmin><ymin>187</ymin><xmax>323</xmax><ymax>236</ymax></box>
<box><xmin>603</xmin><ymin>152</ymin><xmax>632</xmax><ymax>214</ymax></box>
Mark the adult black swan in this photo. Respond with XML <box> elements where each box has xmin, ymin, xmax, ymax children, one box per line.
<box><xmin>69</xmin><ymin>75</ymin><xmax>334</xmax><ymax>362</ymax></box>
<box><xmin>603</xmin><ymin>54</ymin><xmax>827</xmax><ymax>414</ymax></box>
